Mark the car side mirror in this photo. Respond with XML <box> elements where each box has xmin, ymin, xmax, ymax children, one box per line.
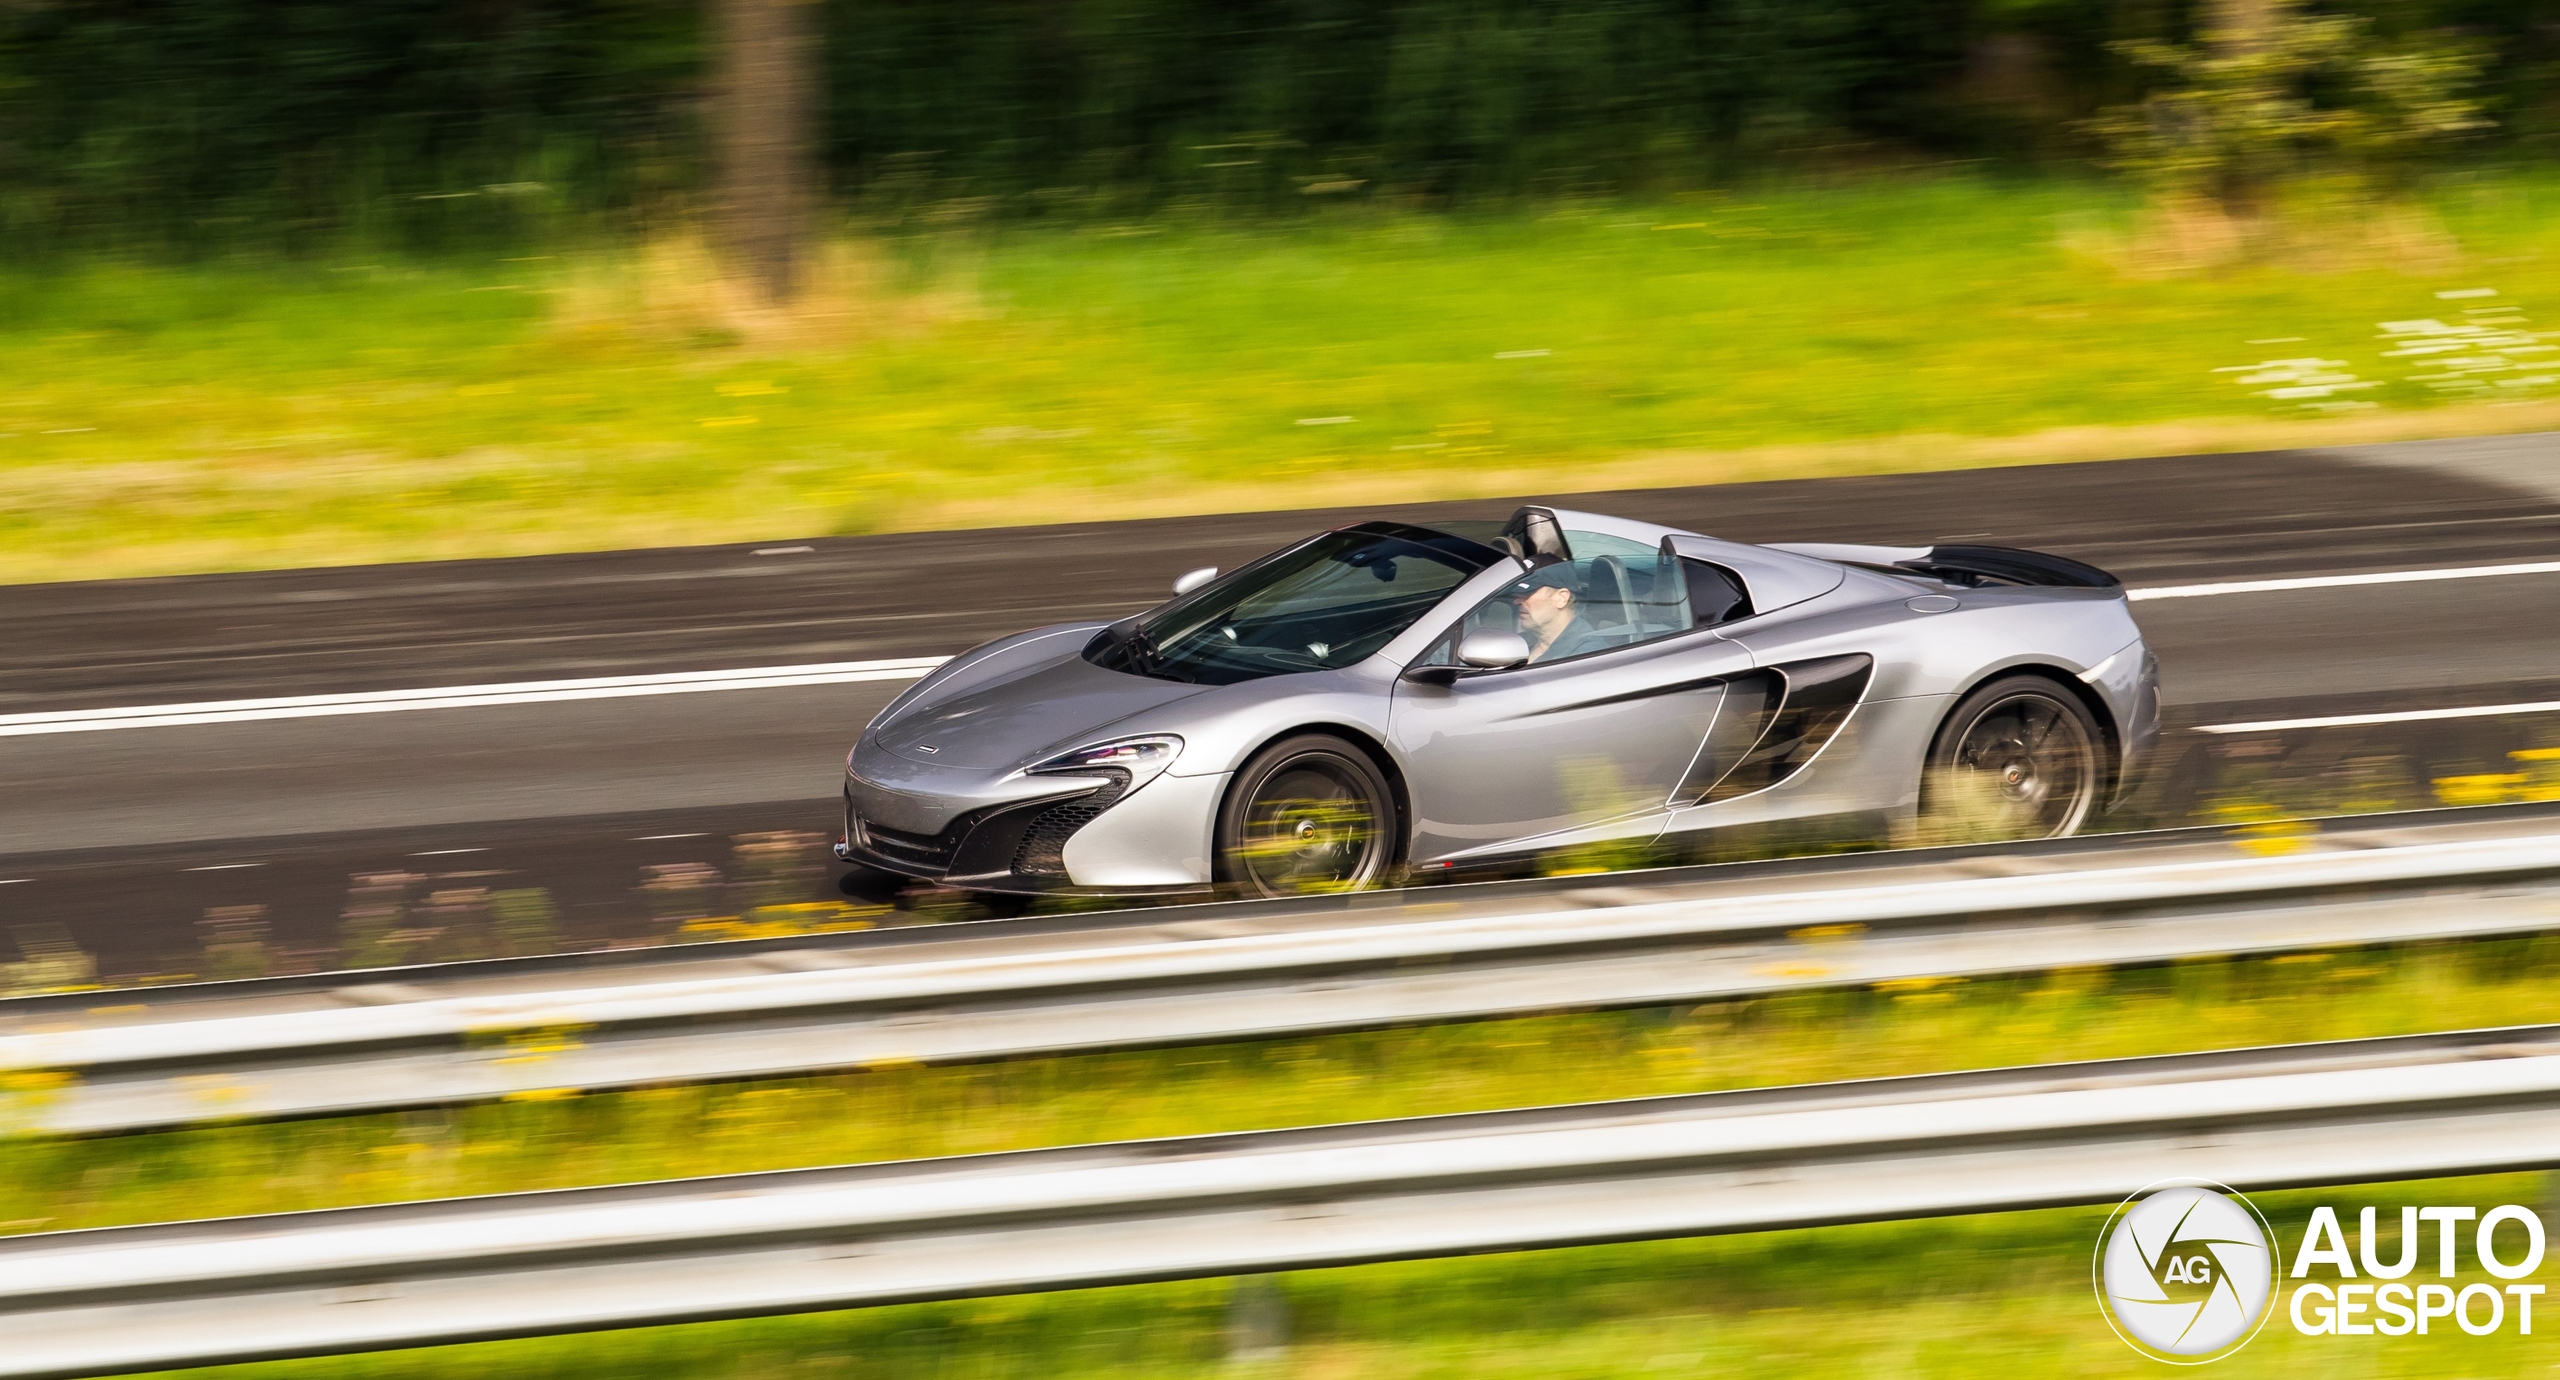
<box><xmin>1173</xmin><ymin>566</ymin><xmax>1218</xmax><ymax>595</ymax></box>
<box><xmin>1457</xmin><ymin>629</ymin><xmax>1530</xmax><ymax>669</ymax></box>
<box><xmin>1403</xmin><ymin>629</ymin><xmax>1532</xmax><ymax>685</ymax></box>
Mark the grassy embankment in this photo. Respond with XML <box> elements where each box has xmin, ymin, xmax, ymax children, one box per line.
<box><xmin>10</xmin><ymin>174</ymin><xmax>2560</xmax><ymax>584</ymax></box>
<box><xmin>9</xmin><ymin>934</ymin><xmax>2560</xmax><ymax>1376</ymax></box>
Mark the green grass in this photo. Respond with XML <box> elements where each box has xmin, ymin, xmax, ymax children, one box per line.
<box><xmin>12</xmin><ymin>935</ymin><xmax>2560</xmax><ymax>1235</ymax></box>
<box><xmin>12</xmin><ymin>173</ymin><xmax>2560</xmax><ymax>582</ymax></box>
<box><xmin>114</xmin><ymin>1172</ymin><xmax>2560</xmax><ymax>1379</ymax></box>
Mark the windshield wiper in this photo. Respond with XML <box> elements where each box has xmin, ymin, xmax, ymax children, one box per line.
<box><xmin>1123</xmin><ymin>625</ymin><xmax>1192</xmax><ymax>682</ymax></box>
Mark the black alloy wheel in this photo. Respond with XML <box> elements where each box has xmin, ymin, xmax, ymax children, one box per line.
<box><xmin>1215</xmin><ymin>734</ymin><xmax>1398</xmax><ymax>898</ymax></box>
<box><xmin>1922</xmin><ymin>675</ymin><xmax>2102</xmax><ymax>841</ymax></box>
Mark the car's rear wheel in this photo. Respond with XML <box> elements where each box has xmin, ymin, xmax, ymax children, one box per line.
<box><xmin>1920</xmin><ymin>675</ymin><xmax>2101</xmax><ymax>842</ymax></box>
<box><xmin>1216</xmin><ymin>734</ymin><xmax>1397</xmax><ymax>898</ymax></box>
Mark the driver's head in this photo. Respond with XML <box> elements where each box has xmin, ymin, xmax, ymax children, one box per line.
<box><xmin>1504</xmin><ymin>564</ymin><xmax>1580</xmax><ymax>633</ymax></box>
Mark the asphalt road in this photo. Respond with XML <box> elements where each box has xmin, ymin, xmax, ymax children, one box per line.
<box><xmin>6</xmin><ymin>431</ymin><xmax>2560</xmax><ymax>979</ymax></box>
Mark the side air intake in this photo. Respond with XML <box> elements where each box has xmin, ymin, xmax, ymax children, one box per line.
<box><xmin>1671</xmin><ymin>654</ymin><xmax>1874</xmax><ymax>806</ymax></box>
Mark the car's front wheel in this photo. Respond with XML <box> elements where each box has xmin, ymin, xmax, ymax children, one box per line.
<box><xmin>1215</xmin><ymin>734</ymin><xmax>1398</xmax><ymax>898</ymax></box>
<box><xmin>1919</xmin><ymin>675</ymin><xmax>2102</xmax><ymax>842</ymax></box>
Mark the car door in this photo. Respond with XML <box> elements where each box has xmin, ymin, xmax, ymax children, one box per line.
<box><xmin>1387</xmin><ymin>532</ymin><xmax>1756</xmax><ymax>863</ymax></box>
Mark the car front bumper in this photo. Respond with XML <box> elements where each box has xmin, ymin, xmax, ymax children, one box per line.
<box><xmin>2102</xmin><ymin>646</ymin><xmax>2163</xmax><ymax>808</ymax></box>
<box><xmin>839</xmin><ymin>749</ymin><xmax>1224</xmax><ymax>894</ymax></box>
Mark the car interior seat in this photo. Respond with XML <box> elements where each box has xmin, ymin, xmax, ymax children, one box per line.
<box><xmin>1624</xmin><ymin>559</ymin><xmax>1682</xmax><ymax>636</ymax></box>
<box><xmin>1584</xmin><ymin>557</ymin><xmax>1636</xmax><ymax>644</ymax></box>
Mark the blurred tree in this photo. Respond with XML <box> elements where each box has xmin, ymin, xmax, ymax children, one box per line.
<box><xmin>0</xmin><ymin>0</ymin><xmax>2545</xmax><ymax>254</ymax></box>
<box><xmin>715</xmin><ymin>0</ymin><xmax>816</xmax><ymax>302</ymax></box>
<box><xmin>0</xmin><ymin>0</ymin><xmax>705</xmax><ymax>256</ymax></box>
<box><xmin>2092</xmin><ymin>0</ymin><xmax>2488</xmax><ymax>219</ymax></box>
<box><xmin>821</xmin><ymin>0</ymin><xmax>1978</xmax><ymax>213</ymax></box>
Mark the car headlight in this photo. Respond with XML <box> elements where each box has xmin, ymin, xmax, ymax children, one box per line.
<box><xmin>1025</xmin><ymin>735</ymin><xmax>1184</xmax><ymax>792</ymax></box>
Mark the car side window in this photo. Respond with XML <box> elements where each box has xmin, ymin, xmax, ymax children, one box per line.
<box><xmin>1420</xmin><ymin>532</ymin><xmax>1745</xmax><ymax>668</ymax></box>
<box><xmin>1565</xmin><ymin>532</ymin><xmax>1688</xmax><ymax>647</ymax></box>
<box><xmin>1415</xmin><ymin>586</ymin><xmax>1525</xmax><ymax>667</ymax></box>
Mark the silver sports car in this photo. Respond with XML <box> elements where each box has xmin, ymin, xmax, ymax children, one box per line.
<box><xmin>839</xmin><ymin>505</ymin><xmax>2160</xmax><ymax>898</ymax></box>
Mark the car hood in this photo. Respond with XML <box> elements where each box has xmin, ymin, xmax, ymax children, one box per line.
<box><xmin>868</xmin><ymin>649</ymin><xmax>1213</xmax><ymax>770</ymax></box>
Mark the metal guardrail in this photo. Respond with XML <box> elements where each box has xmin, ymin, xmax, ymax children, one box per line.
<box><xmin>8</xmin><ymin>1021</ymin><xmax>2560</xmax><ymax>1377</ymax></box>
<box><xmin>8</xmin><ymin>806</ymin><xmax>2560</xmax><ymax>1135</ymax></box>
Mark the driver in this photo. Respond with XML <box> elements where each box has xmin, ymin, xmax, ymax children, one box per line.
<box><xmin>1507</xmin><ymin>563</ymin><xmax>1605</xmax><ymax>663</ymax></box>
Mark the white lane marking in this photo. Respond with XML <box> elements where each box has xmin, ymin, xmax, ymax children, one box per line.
<box><xmin>2130</xmin><ymin>559</ymin><xmax>2560</xmax><ymax>601</ymax></box>
<box><xmin>183</xmin><ymin>862</ymin><xmax>263</xmax><ymax>872</ymax></box>
<box><xmin>754</xmin><ymin>546</ymin><xmax>815</xmax><ymax>556</ymax></box>
<box><xmin>2197</xmin><ymin>699</ymin><xmax>2560</xmax><ymax>734</ymax></box>
<box><xmin>411</xmin><ymin>848</ymin><xmax>486</xmax><ymax>857</ymax></box>
<box><xmin>634</xmin><ymin>833</ymin><xmax>706</xmax><ymax>841</ymax></box>
<box><xmin>0</xmin><ymin>657</ymin><xmax>948</xmax><ymax>738</ymax></box>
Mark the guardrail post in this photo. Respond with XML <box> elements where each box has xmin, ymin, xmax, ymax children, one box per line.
<box><xmin>1226</xmin><ymin>1275</ymin><xmax>1290</xmax><ymax>1364</ymax></box>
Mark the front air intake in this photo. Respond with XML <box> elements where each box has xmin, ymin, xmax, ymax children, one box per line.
<box><xmin>1011</xmin><ymin>770</ymin><xmax>1132</xmax><ymax>877</ymax></box>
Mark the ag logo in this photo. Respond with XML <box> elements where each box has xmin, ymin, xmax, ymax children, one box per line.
<box><xmin>2095</xmin><ymin>1181</ymin><xmax>2277</xmax><ymax>1362</ymax></box>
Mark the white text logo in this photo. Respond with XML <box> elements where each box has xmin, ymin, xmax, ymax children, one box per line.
<box><xmin>2287</xmin><ymin>1203</ymin><xmax>2545</xmax><ymax>1338</ymax></box>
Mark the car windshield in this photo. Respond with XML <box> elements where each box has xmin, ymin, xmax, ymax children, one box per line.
<box><xmin>1092</xmin><ymin>524</ymin><xmax>1498</xmax><ymax>685</ymax></box>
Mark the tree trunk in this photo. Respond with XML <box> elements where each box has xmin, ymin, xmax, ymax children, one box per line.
<box><xmin>2202</xmin><ymin>0</ymin><xmax>2286</xmax><ymax>219</ymax></box>
<box><xmin>2204</xmin><ymin>0</ymin><xmax>2276</xmax><ymax>55</ymax></box>
<box><xmin>715</xmin><ymin>0</ymin><xmax>816</xmax><ymax>305</ymax></box>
